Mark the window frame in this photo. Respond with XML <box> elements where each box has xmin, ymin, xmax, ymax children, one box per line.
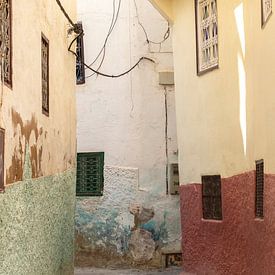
<box><xmin>76</xmin><ymin>152</ymin><xmax>104</xmax><ymax>196</ymax></box>
<box><xmin>202</xmin><ymin>175</ymin><xmax>223</xmax><ymax>220</ymax></box>
<box><xmin>1</xmin><ymin>0</ymin><xmax>13</xmax><ymax>88</ymax></box>
<box><xmin>255</xmin><ymin>159</ymin><xmax>264</xmax><ymax>219</ymax></box>
<box><xmin>76</xmin><ymin>22</ymin><xmax>85</xmax><ymax>85</ymax></box>
<box><xmin>195</xmin><ymin>0</ymin><xmax>219</xmax><ymax>76</ymax></box>
<box><xmin>41</xmin><ymin>33</ymin><xmax>49</xmax><ymax>116</ymax></box>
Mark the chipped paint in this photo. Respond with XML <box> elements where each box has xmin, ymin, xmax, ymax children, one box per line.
<box><xmin>6</xmin><ymin>109</ymin><xmax>44</xmax><ymax>184</ymax></box>
<box><xmin>75</xmin><ymin>166</ymin><xmax>181</xmax><ymax>268</ymax></box>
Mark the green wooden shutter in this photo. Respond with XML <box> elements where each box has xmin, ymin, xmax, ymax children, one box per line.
<box><xmin>76</xmin><ymin>152</ymin><xmax>104</xmax><ymax>196</ymax></box>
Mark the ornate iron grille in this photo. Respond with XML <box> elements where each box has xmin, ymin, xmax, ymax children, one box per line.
<box><xmin>195</xmin><ymin>0</ymin><xmax>219</xmax><ymax>75</ymax></box>
<box><xmin>41</xmin><ymin>34</ymin><xmax>49</xmax><ymax>115</ymax></box>
<box><xmin>0</xmin><ymin>0</ymin><xmax>12</xmax><ymax>86</ymax></box>
<box><xmin>76</xmin><ymin>152</ymin><xmax>104</xmax><ymax>196</ymax></box>
<box><xmin>202</xmin><ymin>175</ymin><xmax>222</xmax><ymax>220</ymax></box>
<box><xmin>0</xmin><ymin>128</ymin><xmax>4</xmax><ymax>192</ymax></box>
<box><xmin>76</xmin><ymin>23</ymin><xmax>85</xmax><ymax>84</ymax></box>
<box><xmin>255</xmin><ymin>159</ymin><xmax>264</xmax><ymax>218</ymax></box>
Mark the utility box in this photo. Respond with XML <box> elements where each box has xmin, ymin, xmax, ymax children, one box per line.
<box><xmin>159</xmin><ymin>71</ymin><xmax>174</xmax><ymax>86</ymax></box>
<box><xmin>170</xmin><ymin>163</ymin><xmax>179</xmax><ymax>195</ymax></box>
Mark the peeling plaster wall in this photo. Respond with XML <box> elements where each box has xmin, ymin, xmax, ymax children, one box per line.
<box><xmin>2</xmin><ymin>0</ymin><xmax>77</xmax><ymax>186</ymax></box>
<box><xmin>76</xmin><ymin>0</ymin><xmax>180</xmax><ymax>267</ymax></box>
<box><xmin>0</xmin><ymin>169</ymin><xmax>76</xmax><ymax>275</ymax></box>
<box><xmin>0</xmin><ymin>0</ymin><xmax>77</xmax><ymax>274</ymax></box>
<box><xmin>75</xmin><ymin>166</ymin><xmax>181</xmax><ymax>267</ymax></box>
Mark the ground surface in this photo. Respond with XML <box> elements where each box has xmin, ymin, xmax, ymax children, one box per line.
<box><xmin>75</xmin><ymin>267</ymin><xmax>182</xmax><ymax>275</ymax></box>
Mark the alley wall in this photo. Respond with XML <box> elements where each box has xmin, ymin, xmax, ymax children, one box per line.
<box><xmin>0</xmin><ymin>1</ymin><xmax>77</xmax><ymax>274</ymax></box>
<box><xmin>76</xmin><ymin>0</ymin><xmax>181</xmax><ymax>268</ymax></box>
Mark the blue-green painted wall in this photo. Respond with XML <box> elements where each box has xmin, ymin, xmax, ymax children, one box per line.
<box><xmin>0</xmin><ymin>169</ymin><xmax>76</xmax><ymax>275</ymax></box>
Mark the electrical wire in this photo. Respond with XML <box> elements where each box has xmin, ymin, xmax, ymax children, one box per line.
<box><xmin>133</xmin><ymin>0</ymin><xmax>170</xmax><ymax>45</ymax></box>
<box><xmin>68</xmin><ymin>32</ymin><xmax>155</xmax><ymax>78</ymax></box>
<box><xmin>55</xmin><ymin>0</ymin><xmax>81</xmax><ymax>33</ymax></box>
<box><xmin>86</xmin><ymin>0</ymin><xmax>122</xmax><ymax>78</ymax></box>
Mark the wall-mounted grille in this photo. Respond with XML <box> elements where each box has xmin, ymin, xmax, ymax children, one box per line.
<box><xmin>170</xmin><ymin>163</ymin><xmax>179</xmax><ymax>195</ymax></box>
<box><xmin>76</xmin><ymin>22</ymin><xmax>85</xmax><ymax>84</ymax></box>
<box><xmin>76</xmin><ymin>152</ymin><xmax>104</xmax><ymax>196</ymax></box>
<box><xmin>202</xmin><ymin>175</ymin><xmax>222</xmax><ymax>220</ymax></box>
<box><xmin>0</xmin><ymin>0</ymin><xmax>12</xmax><ymax>86</ymax></box>
<box><xmin>255</xmin><ymin>159</ymin><xmax>264</xmax><ymax>218</ymax></box>
<box><xmin>41</xmin><ymin>34</ymin><xmax>49</xmax><ymax>116</ymax></box>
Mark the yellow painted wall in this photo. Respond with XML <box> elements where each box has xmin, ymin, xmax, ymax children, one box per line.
<box><xmin>148</xmin><ymin>0</ymin><xmax>174</xmax><ymax>22</ymax></box>
<box><xmin>2</xmin><ymin>0</ymin><xmax>77</xmax><ymax>185</ymax></box>
<box><xmin>171</xmin><ymin>0</ymin><xmax>275</xmax><ymax>183</ymax></box>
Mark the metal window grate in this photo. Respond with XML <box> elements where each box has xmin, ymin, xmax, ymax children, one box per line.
<box><xmin>202</xmin><ymin>175</ymin><xmax>222</xmax><ymax>220</ymax></box>
<box><xmin>255</xmin><ymin>159</ymin><xmax>264</xmax><ymax>218</ymax></box>
<box><xmin>76</xmin><ymin>152</ymin><xmax>104</xmax><ymax>196</ymax></box>
<box><xmin>0</xmin><ymin>0</ymin><xmax>12</xmax><ymax>86</ymax></box>
<box><xmin>41</xmin><ymin>34</ymin><xmax>49</xmax><ymax>116</ymax></box>
<box><xmin>76</xmin><ymin>23</ymin><xmax>85</xmax><ymax>84</ymax></box>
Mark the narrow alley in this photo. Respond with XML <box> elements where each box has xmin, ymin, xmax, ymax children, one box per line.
<box><xmin>1</xmin><ymin>0</ymin><xmax>275</xmax><ymax>274</ymax></box>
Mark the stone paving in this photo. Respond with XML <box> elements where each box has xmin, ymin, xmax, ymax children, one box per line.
<box><xmin>75</xmin><ymin>267</ymin><xmax>183</xmax><ymax>275</ymax></box>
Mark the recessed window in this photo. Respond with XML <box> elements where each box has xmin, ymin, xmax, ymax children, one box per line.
<box><xmin>76</xmin><ymin>152</ymin><xmax>104</xmax><ymax>196</ymax></box>
<box><xmin>41</xmin><ymin>34</ymin><xmax>49</xmax><ymax>116</ymax></box>
<box><xmin>202</xmin><ymin>175</ymin><xmax>222</xmax><ymax>220</ymax></box>
<box><xmin>195</xmin><ymin>0</ymin><xmax>219</xmax><ymax>75</ymax></box>
<box><xmin>0</xmin><ymin>0</ymin><xmax>12</xmax><ymax>86</ymax></box>
<box><xmin>76</xmin><ymin>23</ymin><xmax>85</xmax><ymax>85</ymax></box>
<box><xmin>255</xmin><ymin>159</ymin><xmax>264</xmax><ymax>219</ymax></box>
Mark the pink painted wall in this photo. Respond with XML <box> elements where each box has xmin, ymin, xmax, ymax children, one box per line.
<box><xmin>180</xmin><ymin>171</ymin><xmax>275</xmax><ymax>274</ymax></box>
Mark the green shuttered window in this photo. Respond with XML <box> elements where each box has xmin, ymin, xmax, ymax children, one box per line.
<box><xmin>76</xmin><ymin>152</ymin><xmax>104</xmax><ymax>196</ymax></box>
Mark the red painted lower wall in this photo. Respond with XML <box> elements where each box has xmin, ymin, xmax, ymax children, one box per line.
<box><xmin>180</xmin><ymin>171</ymin><xmax>275</xmax><ymax>275</ymax></box>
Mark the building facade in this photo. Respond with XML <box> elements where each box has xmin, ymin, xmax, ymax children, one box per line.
<box><xmin>75</xmin><ymin>0</ymin><xmax>181</xmax><ymax>268</ymax></box>
<box><xmin>150</xmin><ymin>0</ymin><xmax>275</xmax><ymax>274</ymax></box>
<box><xmin>0</xmin><ymin>1</ymin><xmax>77</xmax><ymax>274</ymax></box>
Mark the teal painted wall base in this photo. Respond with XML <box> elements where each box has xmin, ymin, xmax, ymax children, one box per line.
<box><xmin>0</xmin><ymin>169</ymin><xmax>76</xmax><ymax>275</ymax></box>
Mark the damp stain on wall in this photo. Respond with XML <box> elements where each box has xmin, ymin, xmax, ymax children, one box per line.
<box><xmin>6</xmin><ymin>109</ymin><xmax>44</xmax><ymax>184</ymax></box>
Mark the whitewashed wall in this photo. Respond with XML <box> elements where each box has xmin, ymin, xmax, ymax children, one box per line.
<box><xmin>76</xmin><ymin>0</ymin><xmax>180</xmax><ymax>267</ymax></box>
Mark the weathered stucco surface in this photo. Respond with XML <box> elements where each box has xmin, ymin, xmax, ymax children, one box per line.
<box><xmin>76</xmin><ymin>166</ymin><xmax>181</xmax><ymax>267</ymax></box>
<box><xmin>0</xmin><ymin>168</ymin><xmax>76</xmax><ymax>275</ymax></box>
<box><xmin>76</xmin><ymin>0</ymin><xmax>180</xmax><ymax>268</ymax></box>
<box><xmin>180</xmin><ymin>172</ymin><xmax>275</xmax><ymax>275</ymax></box>
<box><xmin>1</xmin><ymin>0</ymin><xmax>76</xmax><ymax>187</ymax></box>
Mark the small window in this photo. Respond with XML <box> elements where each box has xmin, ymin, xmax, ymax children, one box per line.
<box><xmin>255</xmin><ymin>159</ymin><xmax>264</xmax><ymax>218</ymax></box>
<box><xmin>76</xmin><ymin>23</ymin><xmax>85</xmax><ymax>84</ymax></box>
<box><xmin>0</xmin><ymin>0</ymin><xmax>12</xmax><ymax>86</ymax></box>
<box><xmin>41</xmin><ymin>34</ymin><xmax>49</xmax><ymax>116</ymax></box>
<box><xmin>202</xmin><ymin>175</ymin><xmax>222</xmax><ymax>220</ymax></box>
<box><xmin>76</xmin><ymin>152</ymin><xmax>104</xmax><ymax>196</ymax></box>
<box><xmin>0</xmin><ymin>128</ymin><xmax>4</xmax><ymax>192</ymax></box>
<box><xmin>195</xmin><ymin>0</ymin><xmax>219</xmax><ymax>75</ymax></box>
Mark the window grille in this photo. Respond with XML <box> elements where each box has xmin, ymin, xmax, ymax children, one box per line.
<box><xmin>41</xmin><ymin>34</ymin><xmax>49</xmax><ymax>116</ymax></box>
<box><xmin>202</xmin><ymin>175</ymin><xmax>222</xmax><ymax>220</ymax></box>
<box><xmin>0</xmin><ymin>0</ymin><xmax>12</xmax><ymax>86</ymax></box>
<box><xmin>76</xmin><ymin>23</ymin><xmax>85</xmax><ymax>84</ymax></box>
<box><xmin>0</xmin><ymin>128</ymin><xmax>4</xmax><ymax>192</ymax></box>
<box><xmin>255</xmin><ymin>159</ymin><xmax>264</xmax><ymax>218</ymax></box>
<box><xmin>195</xmin><ymin>0</ymin><xmax>219</xmax><ymax>75</ymax></box>
<box><xmin>76</xmin><ymin>152</ymin><xmax>104</xmax><ymax>196</ymax></box>
<box><xmin>261</xmin><ymin>0</ymin><xmax>272</xmax><ymax>27</ymax></box>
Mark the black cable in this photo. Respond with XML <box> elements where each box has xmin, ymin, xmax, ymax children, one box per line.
<box><xmin>55</xmin><ymin>0</ymin><xmax>75</xmax><ymax>28</ymax></box>
<box><xmin>68</xmin><ymin>32</ymin><xmax>155</xmax><ymax>78</ymax></box>
<box><xmin>133</xmin><ymin>0</ymin><xmax>170</xmax><ymax>45</ymax></box>
<box><xmin>86</xmin><ymin>0</ymin><xmax>122</xmax><ymax>78</ymax></box>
